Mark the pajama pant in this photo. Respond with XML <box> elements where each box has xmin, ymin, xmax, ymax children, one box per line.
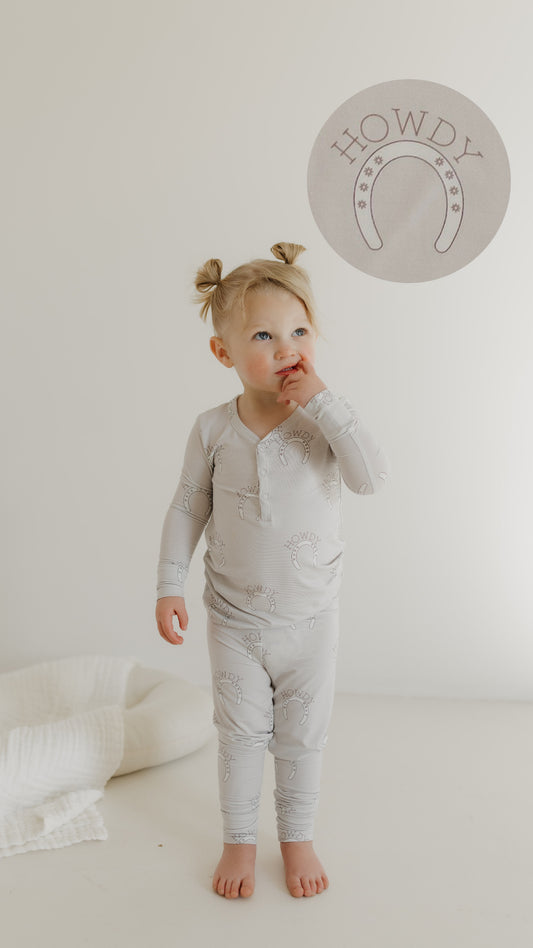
<box><xmin>207</xmin><ymin>605</ymin><xmax>339</xmax><ymax>844</ymax></box>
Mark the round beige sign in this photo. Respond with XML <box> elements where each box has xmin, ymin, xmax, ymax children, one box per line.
<box><xmin>308</xmin><ymin>80</ymin><xmax>510</xmax><ymax>282</ymax></box>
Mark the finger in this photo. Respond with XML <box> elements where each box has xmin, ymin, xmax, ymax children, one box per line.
<box><xmin>280</xmin><ymin>367</ymin><xmax>303</xmax><ymax>392</ymax></box>
<box><xmin>171</xmin><ymin>614</ymin><xmax>186</xmax><ymax>642</ymax></box>
<box><xmin>296</xmin><ymin>354</ymin><xmax>312</xmax><ymax>371</ymax></box>
<box><xmin>281</xmin><ymin>377</ymin><xmax>302</xmax><ymax>397</ymax></box>
<box><xmin>175</xmin><ymin>608</ymin><xmax>189</xmax><ymax>631</ymax></box>
<box><xmin>158</xmin><ymin>617</ymin><xmax>183</xmax><ymax>645</ymax></box>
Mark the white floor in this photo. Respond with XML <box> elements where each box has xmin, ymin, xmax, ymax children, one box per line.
<box><xmin>3</xmin><ymin>692</ymin><xmax>533</xmax><ymax>948</ymax></box>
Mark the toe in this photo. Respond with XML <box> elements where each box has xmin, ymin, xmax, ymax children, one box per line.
<box><xmin>227</xmin><ymin>879</ymin><xmax>240</xmax><ymax>898</ymax></box>
<box><xmin>288</xmin><ymin>876</ymin><xmax>305</xmax><ymax>898</ymax></box>
<box><xmin>240</xmin><ymin>880</ymin><xmax>254</xmax><ymax>898</ymax></box>
<box><xmin>301</xmin><ymin>875</ymin><xmax>314</xmax><ymax>897</ymax></box>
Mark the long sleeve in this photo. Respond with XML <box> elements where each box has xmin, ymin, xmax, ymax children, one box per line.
<box><xmin>303</xmin><ymin>390</ymin><xmax>389</xmax><ymax>495</ymax></box>
<box><xmin>156</xmin><ymin>418</ymin><xmax>213</xmax><ymax>599</ymax></box>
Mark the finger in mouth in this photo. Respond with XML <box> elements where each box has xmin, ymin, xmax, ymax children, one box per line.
<box><xmin>277</xmin><ymin>364</ymin><xmax>300</xmax><ymax>375</ymax></box>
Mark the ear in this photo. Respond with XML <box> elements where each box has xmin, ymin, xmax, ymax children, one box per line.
<box><xmin>210</xmin><ymin>336</ymin><xmax>234</xmax><ymax>368</ymax></box>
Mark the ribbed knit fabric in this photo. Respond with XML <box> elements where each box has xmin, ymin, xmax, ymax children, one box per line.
<box><xmin>157</xmin><ymin>391</ymin><xmax>389</xmax><ymax>629</ymax></box>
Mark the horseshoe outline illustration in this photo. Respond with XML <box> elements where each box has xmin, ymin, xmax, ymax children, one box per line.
<box><xmin>237</xmin><ymin>484</ymin><xmax>260</xmax><ymax>520</ymax></box>
<box><xmin>285</xmin><ymin>532</ymin><xmax>320</xmax><ymax>571</ymax></box>
<box><xmin>243</xmin><ymin>631</ymin><xmax>270</xmax><ymax>665</ymax></box>
<box><xmin>207</xmin><ymin>595</ymin><xmax>234</xmax><ymax>626</ymax></box>
<box><xmin>280</xmin><ymin>689</ymin><xmax>314</xmax><ymax>725</ymax></box>
<box><xmin>246</xmin><ymin>584</ymin><xmax>277</xmax><ymax>613</ymax></box>
<box><xmin>353</xmin><ymin>141</ymin><xmax>464</xmax><ymax>253</ymax></box>
<box><xmin>277</xmin><ymin>430</ymin><xmax>313</xmax><ymax>466</ymax></box>
<box><xmin>275</xmin><ymin>758</ymin><xmax>298</xmax><ymax>782</ymax></box>
<box><xmin>215</xmin><ymin>670</ymin><xmax>243</xmax><ymax>705</ymax></box>
<box><xmin>181</xmin><ymin>484</ymin><xmax>212</xmax><ymax>519</ymax></box>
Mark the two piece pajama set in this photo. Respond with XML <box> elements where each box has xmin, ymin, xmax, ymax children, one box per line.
<box><xmin>157</xmin><ymin>390</ymin><xmax>388</xmax><ymax>843</ymax></box>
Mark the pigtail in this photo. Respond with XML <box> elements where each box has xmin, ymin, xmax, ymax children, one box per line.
<box><xmin>270</xmin><ymin>242</ymin><xmax>306</xmax><ymax>265</ymax></box>
<box><xmin>193</xmin><ymin>242</ymin><xmax>316</xmax><ymax>333</ymax></box>
<box><xmin>194</xmin><ymin>258</ymin><xmax>223</xmax><ymax>322</ymax></box>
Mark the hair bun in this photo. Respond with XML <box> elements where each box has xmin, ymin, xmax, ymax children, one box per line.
<box><xmin>270</xmin><ymin>242</ymin><xmax>306</xmax><ymax>265</ymax></box>
<box><xmin>195</xmin><ymin>258</ymin><xmax>223</xmax><ymax>294</ymax></box>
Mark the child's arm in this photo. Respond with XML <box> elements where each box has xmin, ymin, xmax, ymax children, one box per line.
<box><xmin>156</xmin><ymin>417</ymin><xmax>213</xmax><ymax>643</ymax></box>
<box><xmin>278</xmin><ymin>355</ymin><xmax>389</xmax><ymax>495</ymax></box>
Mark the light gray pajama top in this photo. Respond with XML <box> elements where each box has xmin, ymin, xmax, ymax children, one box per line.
<box><xmin>157</xmin><ymin>390</ymin><xmax>389</xmax><ymax>630</ymax></box>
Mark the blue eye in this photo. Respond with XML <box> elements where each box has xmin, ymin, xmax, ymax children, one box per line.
<box><xmin>254</xmin><ymin>331</ymin><xmax>271</xmax><ymax>341</ymax></box>
<box><xmin>293</xmin><ymin>327</ymin><xmax>307</xmax><ymax>337</ymax></box>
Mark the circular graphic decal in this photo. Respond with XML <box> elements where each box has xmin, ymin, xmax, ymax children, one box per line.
<box><xmin>308</xmin><ymin>80</ymin><xmax>510</xmax><ymax>282</ymax></box>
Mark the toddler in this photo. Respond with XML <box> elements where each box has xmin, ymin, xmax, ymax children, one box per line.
<box><xmin>156</xmin><ymin>242</ymin><xmax>388</xmax><ymax>899</ymax></box>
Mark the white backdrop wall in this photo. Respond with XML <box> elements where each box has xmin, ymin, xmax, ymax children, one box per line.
<box><xmin>2</xmin><ymin>0</ymin><xmax>532</xmax><ymax>699</ymax></box>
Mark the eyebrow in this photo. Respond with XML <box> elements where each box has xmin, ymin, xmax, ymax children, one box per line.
<box><xmin>246</xmin><ymin>320</ymin><xmax>311</xmax><ymax>332</ymax></box>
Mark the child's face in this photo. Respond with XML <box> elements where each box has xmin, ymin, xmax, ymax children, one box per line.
<box><xmin>211</xmin><ymin>289</ymin><xmax>317</xmax><ymax>400</ymax></box>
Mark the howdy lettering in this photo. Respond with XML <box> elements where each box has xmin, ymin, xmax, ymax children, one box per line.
<box><xmin>331</xmin><ymin>108</ymin><xmax>483</xmax><ymax>165</ymax></box>
<box><xmin>309</xmin><ymin>80</ymin><xmax>510</xmax><ymax>281</ymax></box>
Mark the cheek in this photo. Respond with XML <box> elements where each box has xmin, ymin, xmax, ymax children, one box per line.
<box><xmin>301</xmin><ymin>337</ymin><xmax>317</xmax><ymax>360</ymax></box>
<box><xmin>244</xmin><ymin>352</ymin><xmax>271</xmax><ymax>376</ymax></box>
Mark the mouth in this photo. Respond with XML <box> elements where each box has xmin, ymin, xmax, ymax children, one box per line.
<box><xmin>276</xmin><ymin>363</ymin><xmax>300</xmax><ymax>376</ymax></box>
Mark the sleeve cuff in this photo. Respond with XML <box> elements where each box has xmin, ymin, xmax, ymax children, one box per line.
<box><xmin>303</xmin><ymin>389</ymin><xmax>357</xmax><ymax>441</ymax></box>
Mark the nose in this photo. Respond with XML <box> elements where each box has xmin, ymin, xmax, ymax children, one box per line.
<box><xmin>275</xmin><ymin>339</ymin><xmax>298</xmax><ymax>360</ymax></box>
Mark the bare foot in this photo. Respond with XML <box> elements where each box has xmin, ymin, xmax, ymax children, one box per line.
<box><xmin>280</xmin><ymin>841</ymin><xmax>329</xmax><ymax>898</ymax></box>
<box><xmin>212</xmin><ymin>843</ymin><xmax>256</xmax><ymax>899</ymax></box>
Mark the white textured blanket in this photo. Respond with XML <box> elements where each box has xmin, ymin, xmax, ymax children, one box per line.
<box><xmin>0</xmin><ymin>655</ymin><xmax>134</xmax><ymax>858</ymax></box>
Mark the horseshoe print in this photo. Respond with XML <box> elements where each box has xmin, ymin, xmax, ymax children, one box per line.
<box><xmin>231</xmin><ymin>829</ymin><xmax>257</xmax><ymax>844</ymax></box>
<box><xmin>265</xmin><ymin>706</ymin><xmax>274</xmax><ymax>732</ymax></box>
<box><xmin>285</xmin><ymin>532</ymin><xmax>320</xmax><ymax>571</ymax></box>
<box><xmin>218</xmin><ymin>746</ymin><xmax>235</xmax><ymax>783</ymax></box>
<box><xmin>207</xmin><ymin>442</ymin><xmax>224</xmax><ymax>471</ymax></box>
<box><xmin>277</xmin><ymin>429</ymin><xmax>313</xmax><ymax>466</ymax></box>
<box><xmin>275</xmin><ymin>758</ymin><xmax>298</xmax><ymax>782</ymax></box>
<box><xmin>237</xmin><ymin>484</ymin><xmax>260</xmax><ymax>520</ymax></box>
<box><xmin>246</xmin><ymin>584</ymin><xmax>277</xmax><ymax>614</ymax></box>
<box><xmin>207</xmin><ymin>532</ymin><xmax>225</xmax><ymax>568</ymax></box>
<box><xmin>243</xmin><ymin>631</ymin><xmax>270</xmax><ymax>665</ymax></box>
<box><xmin>280</xmin><ymin>688</ymin><xmax>314</xmax><ymax>725</ymax></box>
<box><xmin>353</xmin><ymin>140</ymin><xmax>464</xmax><ymax>253</ymax></box>
<box><xmin>181</xmin><ymin>484</ymin><xmax>212</xmax><ymax>518</ymax></box>
<box><xmin>207</xmin><ymin>595</ymin><xmax>234</xmax><ymax>626</ymax></box>
<box><xmin>322</xmin><ymin>470</ymin><xmax>341</xmax><ymax>508</ymax></box>
<box><xmin>215</xmin><ymin>670</ymin><xmax>243</xmax><ymax>705</ymax></box>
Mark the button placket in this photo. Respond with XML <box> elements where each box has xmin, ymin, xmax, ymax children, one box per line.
<box><xmin>256</xmin><ymin>442</ymin><xmax>271</xmax><ymax>522</ymax></box>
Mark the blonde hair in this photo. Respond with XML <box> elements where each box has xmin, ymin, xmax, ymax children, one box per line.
<box><xmin>194</xmin><ymin>242</ymin><xmax>318</xmax><ymax>336</ymax></box>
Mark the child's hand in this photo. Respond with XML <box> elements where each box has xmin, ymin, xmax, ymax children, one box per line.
<box><xmin>276</xmin><ymin>354</ymin><xmax>327</xmax><ymax>408</ymax></box>
<box><xmin>156</xmin><ymin>596</ymin><xmax>189</xmax><ymax>645</ymax></box>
